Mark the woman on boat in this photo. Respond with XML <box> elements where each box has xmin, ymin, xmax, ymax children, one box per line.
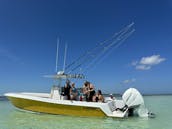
<box><xmin>97</xmin><ymin>90</ymin><xmax>104</xmax><ymax>102</ymax></box>
<box><xmin>88</xmin><ymin>83</ymin><xmax>95</xmax><ymax>102</ymax></box>
<box><xmin>92</xmin><ymin>92</ymin><xmax>98</xmax><ymax>102</ymax></box>
<box><xmin>70</xmin><ymin>83</ymin><xmax>78</xmax><ymax>100</ymax></box>
<box><xmin>92</xmin><ymin>90</ymin><xmax>104</xmax><ymax>102</ymax></box>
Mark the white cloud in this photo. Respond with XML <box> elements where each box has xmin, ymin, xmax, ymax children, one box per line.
<box><xmin>131</xmin><ymin>61</ymin><xmax>138</xmax><ymax>66</ymax></box>
<box><xmin>136</xmin><ymin>65</ymin><xmax>151</xmax><ymax>70</ymax></box>
<box><xmin>132</xmin><ymin>55</ymin><xmax>166</xmax><ymax>70</ymax></box>
<box><xmin>140</xmin><ymin>55</ymin><xmax>166</xmax><ymax>65</ymax></box>
<box><xmin>123</xmin><ymin>80</ymin><xmax>130</xmax><ymax>84</ymax></box>
<box><xmin>123</xmin><ymin>78</ymin><xmax>136</xmax><ymax>84</ymax></box>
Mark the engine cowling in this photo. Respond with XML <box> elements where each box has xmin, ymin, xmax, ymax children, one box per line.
<box><xmin>122</xmin><ymin>88</ymin><xmax>150</xmax><ymax>117</ymax></box>
<box><xmin>122</xmin><ymin>88</ymin><xmax>144</xmax><ymax>108</ymax></box>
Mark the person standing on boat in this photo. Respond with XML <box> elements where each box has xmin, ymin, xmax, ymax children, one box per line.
<box><xmin>64</xmin><ymin>80</ymin><xmax>71</xmax><ymax>100</ymax></box>
<box><xmin>88</xmin><ymin>83</ymin><xmax>95</xmax><ymax>102</ymax></box>
<box><xmin>83</xmin><ymin>81</ymin><xmax>90</xmax><ymax>101</ymax></box>
<box><xmin>83</xmin><ymin>81</ymin><xmax>95</xmax><ymax>102</ymax></box>
<box><xmin>70</xmin><ymin>83</ymin><xmax>78</xmax><ymax>100</ymax></box>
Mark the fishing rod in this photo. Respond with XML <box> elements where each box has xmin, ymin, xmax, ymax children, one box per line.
<box><xmin>82</xmin><ymin>28</ymin><xmax>135</xmax><ymax>74</ymax></box>
<box><xmin>65</xmin><ymin>23</ymin><xmax>134</xmax><ymax>73</ymax></box>
<box><xmin>66</xmin><ymin>23</ymin><xmax>135</xmax><ymax>73</ymax></box>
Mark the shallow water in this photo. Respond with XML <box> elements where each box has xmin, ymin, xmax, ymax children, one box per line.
<box><xmin>0</xmin><ymin>96</ymin><xmax>171</xmax><ymax>129</ymax></box>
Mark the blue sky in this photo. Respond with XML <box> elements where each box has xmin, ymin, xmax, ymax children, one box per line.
<box><xmin>0</xmin><ymin>0</ymin><xmax>172</xmax><ymax>95</ymax></box>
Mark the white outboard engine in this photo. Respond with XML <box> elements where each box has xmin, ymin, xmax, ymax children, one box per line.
<box><xmin>122</xmin><ymin>88</ymin><xmax>149</xmax><ymax>117</ymax></box>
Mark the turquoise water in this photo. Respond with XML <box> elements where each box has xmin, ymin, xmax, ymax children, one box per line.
<box><xmin>0</xmin><ymin>96</ymin><xmax>172</xmax><ymax>129</ymax></box>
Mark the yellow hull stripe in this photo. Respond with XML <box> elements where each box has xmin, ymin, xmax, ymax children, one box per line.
<box><xmin>7</xmin><ymin>97</ymin><xmax>106</xmax><ymax>117</ymax></box>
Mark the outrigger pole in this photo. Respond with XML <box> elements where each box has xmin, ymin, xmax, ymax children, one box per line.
<box><xmin>65</xmin><ymin>22</ymin><xmax>135</xmax><ymax>73</ymax></box>
<box><xmin>63</xmin><ymin>43</ymin><xmax>68</xmax><ymax>72</ymax></box>
<box><xmin>55</xmin><ymin>38</ymin><xmax>59</xmax><ymax>73</ymax></box>
<box><xmin>83</xmin><ymin>28</ymin><xmax>135</xmax><ymax>73</ymax></box>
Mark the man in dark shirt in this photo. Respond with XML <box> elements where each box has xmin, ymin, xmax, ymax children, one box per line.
<box><xmin>64</xmin><ymin>80</ymin><xmax>71</xmax><ymax>100</ymax></box>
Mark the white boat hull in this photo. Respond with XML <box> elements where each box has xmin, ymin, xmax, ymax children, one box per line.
<box><xmin>5</xmin><ymin>88</ymin><xmax>148</xmax><ymax>118</ymax></box>
<box><xmin>5</xmin><ymin>92</ymin><xmax>128</xmax><ymax>118</ymax></box>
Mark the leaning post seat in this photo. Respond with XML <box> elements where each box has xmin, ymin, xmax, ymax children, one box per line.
<box><xmin>50</xmin><ymin>85</ymin><xmax>61</xmax><ymax>100</ymax></box>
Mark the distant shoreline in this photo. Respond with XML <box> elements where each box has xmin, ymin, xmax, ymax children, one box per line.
<box><xmin>142</xmin><ymin>94</ymin><xmax>172</xmax><ymax>96</ymax></box>
<box><xmin>103</xmin><ymin>93</ymin><xmax>172</xmax><ymax>97</ymax></box>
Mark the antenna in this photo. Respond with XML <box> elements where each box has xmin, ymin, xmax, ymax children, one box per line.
<box><xmin>63</xmin><ymin>43</ymin><xmax>68</xmax><ymax>72</ymax></box>
<box><xmin>55</xmin><ymin>38</ymin><xmax>59</xmax><ymax>73</ymax></box>
<box><xmin>44</xmin><ymin>39</ymin><xmax>84</xmax><ymax>80</ymax></box>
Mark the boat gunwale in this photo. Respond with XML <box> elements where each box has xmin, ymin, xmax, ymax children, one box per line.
<box><xmin>4</xmin><ymin>92</ymin><xmax>108</xmax><ymax>108</ymax></box>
